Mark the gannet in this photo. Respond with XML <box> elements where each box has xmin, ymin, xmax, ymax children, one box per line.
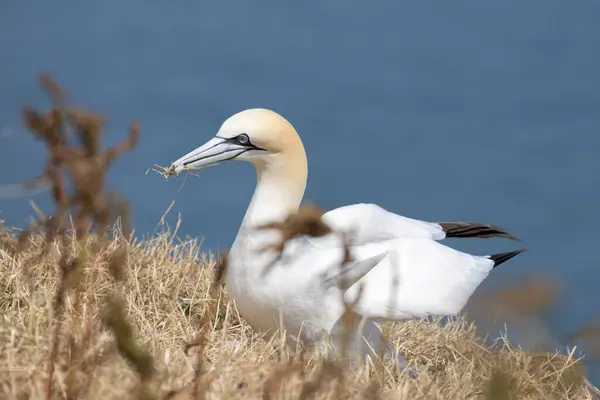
<box><xmin>166</xmin><ymin>108</ymin><xmax>525</xmax><ymax>376</ymax></box>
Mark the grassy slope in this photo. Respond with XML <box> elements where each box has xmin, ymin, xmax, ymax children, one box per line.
<box><xmin>0</xmin><ymin>227</ymin><xmax>597</xmax><ymax>400</ymax></box>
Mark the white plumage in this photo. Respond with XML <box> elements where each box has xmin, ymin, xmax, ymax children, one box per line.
<box><xmin>166</xmin><ymin>108</ymin><xmax>524</xmax><ymax>376</ymax></box>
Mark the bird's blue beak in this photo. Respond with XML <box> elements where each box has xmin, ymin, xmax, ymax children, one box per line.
<box><xmin>168</xmin><ymin>136</ymin><xmax>249</xmax><ymax>175</ymax></box>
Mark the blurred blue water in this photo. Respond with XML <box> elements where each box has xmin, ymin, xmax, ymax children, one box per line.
<box><xmin>1</xmin><ymin>0</ymin><xmax>600</xmax><ymax>384</ymax></box>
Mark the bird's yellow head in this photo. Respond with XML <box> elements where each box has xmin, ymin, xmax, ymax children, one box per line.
<box><xmin>169</xmin><ymin>108</ymin><xmax>306</xmax><ymax>175</ymax></box>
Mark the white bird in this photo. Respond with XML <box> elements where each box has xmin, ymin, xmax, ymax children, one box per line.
<box><xmin>167</xmin><ymin>108</ymin><xmax>524</xmax><ymax>376</ymax></box>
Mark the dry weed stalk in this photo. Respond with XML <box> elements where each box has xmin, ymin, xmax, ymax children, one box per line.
<box><xmin>469</xmin><ymin>275</ymin><xmax>562</xmax><ymax>320</ymax></box>
<box><xmin>256</xmin><ymin>202</ymin><xmax>331</xmax><ymax>278</ymax></box>
<box><xmin>16</xmin><ymin>73</ymin><xmax>149</xmax><ymax>399</ymax></box>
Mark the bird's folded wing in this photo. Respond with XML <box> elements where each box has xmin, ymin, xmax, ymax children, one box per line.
<box><xmin>321</xmin><ymin>203</ymin><xmax>517</xmax><ymax>244</ymax></box>
<box><xmin>299</xmin><ymin>230</ymin><xmax>493</xmax><ymax>320</ymax></box>
<box><xmin>321</xmin><ymin>203</ymin><xmax>446</xmax><ymax>245</ymax></box>
<box><xmin>337</xmin><ymin>237</ymin><xmax>495</xmax><ymax>320</ymax></box>
<box><xmin>298</xmin><ymin>203</ymin><xmax>506</xmax><ymax>320</ymax></box>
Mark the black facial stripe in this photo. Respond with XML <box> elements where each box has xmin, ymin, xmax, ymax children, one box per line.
<box><xmin>222</xmin><ymin>136</ymin><xmax>266</xmax><ymax>151</ymax></box>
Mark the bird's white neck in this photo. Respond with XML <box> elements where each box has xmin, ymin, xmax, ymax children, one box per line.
<box><xmin>235</xmin><ymin>150</ymin><xmax>308</xmax><ymax>242</ymax></box>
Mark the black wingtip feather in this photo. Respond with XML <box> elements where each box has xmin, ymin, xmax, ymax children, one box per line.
<box><xmin>489</xmin><ymin>249</ymin><xmax>526</xmax><ymax>268</ymax></box>
<box><xmin>439</xmin><ymin>221</ymin><xmax>520</xmax><ymax>241</ymax></box>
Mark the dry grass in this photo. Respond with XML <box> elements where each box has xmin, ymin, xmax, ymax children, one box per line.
<box><xmin>0</xmin><ymin>228</ymin><xmax>598</xmax><ymax>399</ymax></box>
<box><xmin>1</xmin><ymin>73</ymin><xmax>599</xmax><ymax>399</ymax></box>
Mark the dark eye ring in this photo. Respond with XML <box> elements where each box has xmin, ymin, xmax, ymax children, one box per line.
<box><xmin>237</xmin><ymin>133</ymin><xmax>250</xmax><ymax>145</ymax></box>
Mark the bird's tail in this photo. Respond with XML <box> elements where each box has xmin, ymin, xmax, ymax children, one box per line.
<box><xmin>487</xmin><ymin>249</ymin><xmax>526</xmax><ymax>268</ymax></box>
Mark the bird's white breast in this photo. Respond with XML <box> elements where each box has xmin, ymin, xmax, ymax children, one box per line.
<box><xmin>225</xmin><ymin>234</ymin><xmax>344</xmax><ymax>346</ymax></box>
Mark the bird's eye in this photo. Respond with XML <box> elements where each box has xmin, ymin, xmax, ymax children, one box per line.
<box><xmin>237</xmin><ymin>133</ymin><xmax>250</xmax><ymax>145</ymax></box>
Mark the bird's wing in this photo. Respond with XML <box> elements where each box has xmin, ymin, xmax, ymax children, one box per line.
<box><xmin>340</xmin><ymin>238</ymin><xmax>499</xmax><ymax>320</ymax></box>
<box><xmin>320</xmin><ymin>203</ymin><xmax>446</xmax><ymax>245</ymax></box>
<box><xmin>304</xmin><ymin>235</ymin><xmax>503</xmax><ymax>321</ymax></box>
<box><xmin>320</xmin><ymin>203</ymin><xmax>517</xmax><ymax>245</ymax></box>
<box><xmin>294</xmin><ymin>203</ymin><xmax>522</xmax><ymax>320</ymax></box>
